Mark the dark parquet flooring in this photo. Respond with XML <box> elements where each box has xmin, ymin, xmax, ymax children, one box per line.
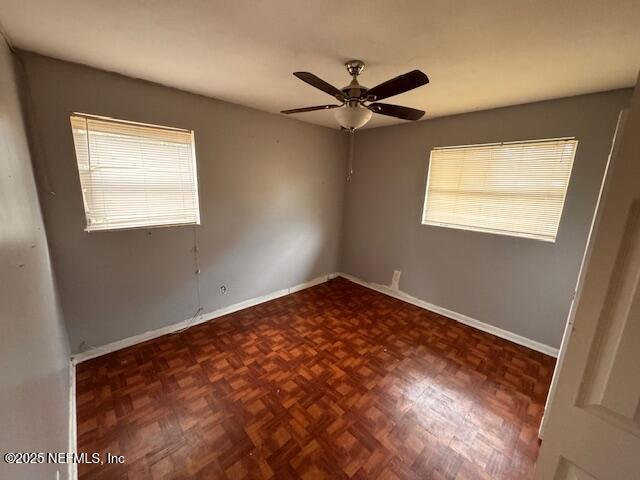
<box><xmin>76</xmin><ymin>277</ymin><xmax>555</xmax><ymax>480</ymax></box>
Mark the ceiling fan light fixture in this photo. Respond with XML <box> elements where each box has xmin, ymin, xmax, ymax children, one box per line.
<box><xmin>334</xmin><ymin>104</ymin><xmax>372</xmax><ymax>130</ymax></box>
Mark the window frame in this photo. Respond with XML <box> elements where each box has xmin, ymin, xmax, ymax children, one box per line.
<box><xmin>421</xmin><ymin>137</ymin><xmax>578</xmax><ymax>243</ymax></box>
<box><xmin>70</xmin><ymin>112</ymin><xmax>201</xmax><ymax>232</ymax></box>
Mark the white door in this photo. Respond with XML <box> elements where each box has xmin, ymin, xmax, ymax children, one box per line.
<box><xmin>534</xmin><ymin>79</ymin><xmax>640</xmax><ymax>479</ymax></box>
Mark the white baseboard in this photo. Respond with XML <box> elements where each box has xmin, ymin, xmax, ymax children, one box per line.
<box><xmin>71</xmin><ymin>270</ymin><xmax>557</xmax><ymax>364</ymax></box>
<box><xmin>68</xmin><ymin>361</ymin><xmax>77</xmax><ymax>480</ymax></box>
<box><xmin>71</xmin><ymin>272</ymin><xmax>340</xmax><ymax>364</ymax></box>
<box><xmin>337</xmin><ymin>272</ymin><xmax>559</xmax><ymax>357</ymax></box>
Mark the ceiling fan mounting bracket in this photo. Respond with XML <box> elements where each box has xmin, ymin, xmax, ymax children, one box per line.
<box><xmin>345</xmin><ymin>60</ymin><xmax>365</xmax><ymax>77</ymax></box>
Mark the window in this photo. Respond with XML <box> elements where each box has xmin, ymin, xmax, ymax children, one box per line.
<box><xmin>422</xmin><ymin>138</ymin><xmax>578</xmax><ymax>242</ymax></box>
<box><xmin>70</xmin><ymin>114</ymin><xmax>200</xmax><ymax>231</ymax></box>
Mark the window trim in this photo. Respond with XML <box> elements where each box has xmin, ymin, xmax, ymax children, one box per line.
<box><xmin>70</xmin><ymin>112</ymin><xmax>201</xmax><ymax>232</ymax></box>
<box><xmin>421</xmin><ymin>137</ymin><xmax>578</xmax><ymax>243</ymax></box>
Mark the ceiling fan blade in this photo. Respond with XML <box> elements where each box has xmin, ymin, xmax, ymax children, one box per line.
<box><xmin>293</xmin><ymin>72</ymin><xmax>345</xmax><ymax>101</ymax></box>
<box><xmin>280</xmin><ymin>104</ymin><xmax>341</xmax><ymax>114</ymax></box>
<box><xmin>367</xmin><ymin>70</ymin><xmax>429</xmax><ymax>101</ymax></box>
<box><xmin>368</xmin><ymin>103</ymin><xmax>425</xmax><ymax>121</ymax></box>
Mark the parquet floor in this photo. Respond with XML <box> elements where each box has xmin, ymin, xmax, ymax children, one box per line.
<box><xmin>76</xmin><ymin>277</ymin><xmax>555</xmax><ymax>480</ymax></box>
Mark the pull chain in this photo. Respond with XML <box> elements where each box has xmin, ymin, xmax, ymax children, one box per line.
<box><xmin>347</xmin><ymin>128</ymin><xmax>355</xmax><ymax>182</ymax></box>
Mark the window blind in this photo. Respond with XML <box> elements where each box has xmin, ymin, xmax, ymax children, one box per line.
<box><xmin>422</xmin><ymin>138</ymin><xmax>578</xmax><ymax>242</ymax></box>
<box><xmin>70</xmin><ymin>114</ymin><xmax>200</xmax><ymax>231</ymax></box>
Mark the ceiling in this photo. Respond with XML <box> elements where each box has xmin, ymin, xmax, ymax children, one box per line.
<box><xmin>1</xmin><ymin>0</ymin><xmax>639</xmax><ymax>129</ymax></box>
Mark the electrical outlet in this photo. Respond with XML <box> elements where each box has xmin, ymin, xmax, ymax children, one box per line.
<box><xmin>391</xmin><ymin>270</ymin><xmax>401</xmax><ymax>290</ymax></box>
<box><xmin>220</xmin><ymin>285</ymin><xmax>228</xmax><ymax>295</ymax></box>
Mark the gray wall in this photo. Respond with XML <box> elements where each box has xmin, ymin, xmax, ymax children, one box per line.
<box><xmin>342</xmin><ymin>90</ymin><xmax>632</xmax><ymax>349</ymax></box>
<box><xmin>19</xmin><ymin>52</ymin><xmax>347</xmax><ymax>354</ymax></box>
<box><xmin>15</xmin><ymin>50</ymin><xmax>630</xmax><ymax>357</ymax></box>
<box><xmin>0</xmin><ymin>41</ymin><xmax>70</xmax><ymax>479</ymax></box>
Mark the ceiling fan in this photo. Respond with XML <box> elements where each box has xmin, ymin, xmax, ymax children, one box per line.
<box><xmin>281</xmin><ymin>60</ymin><xmax>429</xmax><ymax>130</ymax></box>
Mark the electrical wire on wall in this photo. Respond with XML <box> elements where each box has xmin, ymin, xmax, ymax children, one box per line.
<box><xmin>173</xmin><ymin>225</ymin><xmax>204</xmax><ymax>334</ymax></box>
<box><xmin>347</xmin><ymin>128</ymin><xmax>355</xmax><ymax>182</ymax></box>
<box><xmin>81</xmin><ymin>226</ymin><xmax>202</xmax><ymax>348</ymax></box>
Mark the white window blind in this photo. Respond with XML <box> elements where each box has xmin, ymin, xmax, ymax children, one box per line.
<box><xmin>422</xmin><ymin>138</ymin><xmax>578</xmax><ymax>242</ymax></box>
<box><xmin>70</xmin><ymin>114</ymin><xmax>200</xmax><ymax>231</ymax></box>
